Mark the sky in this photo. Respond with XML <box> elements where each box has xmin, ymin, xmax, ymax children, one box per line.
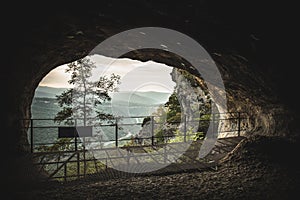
<box><xmin>39</xmin><ymin>54</ymin><xmax>176</xmax><ymax>93</ymax></box>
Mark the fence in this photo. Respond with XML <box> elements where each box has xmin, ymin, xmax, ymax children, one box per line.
<box><xmin>22</xmin><ymin>112</ymin><xmax>248</xmax><ymax>181</ymax></box>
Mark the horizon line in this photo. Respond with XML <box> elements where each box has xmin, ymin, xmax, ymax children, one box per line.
<box><xmin>36</xmin><ymin>85</ymin><xmax>173</xmax><ymax>94</ymax></box>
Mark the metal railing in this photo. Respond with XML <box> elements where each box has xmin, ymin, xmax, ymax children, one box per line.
<box><xmin>22</xmin><ymin>112</ymin><xmax>248</xmax><ymax>181</ymax></box>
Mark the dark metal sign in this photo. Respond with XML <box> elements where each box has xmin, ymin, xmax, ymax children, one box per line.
<box><xmin>58</xmin><ymin>126</ymin><xmax>92</xmax><ymax>138</ymax></box>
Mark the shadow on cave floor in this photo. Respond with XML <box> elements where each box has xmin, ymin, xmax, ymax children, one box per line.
<box><xmin>17</xmin><ymin>135</ymin><xmax>300</xmax><ymax>200</ymax></box>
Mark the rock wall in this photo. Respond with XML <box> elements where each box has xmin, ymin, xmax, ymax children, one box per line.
<box><xmin>213</xmin><ymin>54</ymin><xmax>292</xmax><ymax>137</ymax></box>
<box><xmin>171</xmin><ymin>68</ymin><xmax>211</xmax><ymax>134</ymax></box>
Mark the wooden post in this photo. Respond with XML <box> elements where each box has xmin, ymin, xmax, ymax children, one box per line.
<box><xmin>30</xmin><ymin>119</ymin><xmax>33</xmax><ymax>153</ymax></box>
<box><xmin>115</xmin><ymin>118</ymin><xmax>118</xmax><ymax>147</ymax></box>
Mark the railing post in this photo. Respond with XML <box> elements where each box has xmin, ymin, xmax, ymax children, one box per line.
<box><xmin>30</xmin><ymin>119</ymin><xmax>33</xmax><ymax>153</ymax></box>
<box><xmin>151</xmin><ymin>116</ymin><xmax>154</xmax><ymax>146</ymax></box>
<box><xmin>75</xmin><ymin>119</ymin><xmax>80</xmax><ymax>179</ymax></box>
<box><xmin>237</xmin><ymin>112</ymin><xmax>241</xmax><ymax>137</ymax></box>
<box><xmin>183</xmin><ymin>115</ymin><xmax>187</xmax><ymax>142</ymax></box>
<box><xmin>115</xmin><ymin>118</ymin><xmax>118</xmax><ymax>147</ymax></box>
<box><xmin>127</xmin><ymin>150</ymin><xmax>130</xmax><ymax>166</ymax></box>
<box><xmin>74</xmin><ymin>137</ymin><xmax>78</xmax><ymax>151</ymax></box>
<box><xmin>212</xmin><ymin>113</ymin><xmax>215</xmax><ymax>136</ymax></box>
<box><xmin>83</xmin><ymin>137</ymin><xmax>86</xmax><ymax>177</ymax></box>
<box><xmin>164</xmin><ymin>146</ymin><xmax>167</xmax><ymax>164</ymax></box>
<box><xmin>74</xmin><ymin>119</ymin><xmax>78</xmax><ymax>151</ymax></box>
<box><xmin>64</xmin><ymin>163</ymin><xmax>67</xmax><ymax>181</ymax></box>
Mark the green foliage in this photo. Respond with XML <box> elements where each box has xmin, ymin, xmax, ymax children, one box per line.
<box><xmin>122</xmin><ymin>136</ymin><xmax>136</xmax><ymax>147</ymax></box>
<box><xmin>54</xmin><ymin>57</ymin><xmax>121</xmax><ymax>125</ymax></box>
<box><xmin>197</xmin><ymin>114</ymin><xmax>211</xmax><ymax>133</ymax></box>
<box><xmin>169</xmin><ymin>129</ymin><xmax>184</xmax><ymax>143</ymax></box>
<box><xmin>36</xmin><ymin>138</ymin><xmax>74</xmax><ymax>152</ymax></box>
<box><xmin>148</xmin><ymin>69</ymin><xmax>211</xmax><ymax>145</ymax></box>
<box><xmin>56</xmin><ymin>89</ymin><xmax>73</xmax><ymax>107</ymax></box>
<box><xmin>153</xmin><ymin>105</ymin><xmax>167</xmax><ymax>119</ymax></box>
<box><xmin>193</xmin><ymin>131</ymin><xmax>205</xmax><ymax>140</ymax></box>
<box><xmin>54</xmin><ymin>156</ymin><xmax>107</xmax><ymax>181</ymax></box>
<box><xmin>54</xmin><ymin>107</ymin><xmax>73</xmax><ymax>125</ymax></box>
<box><xmin>155</xmin><ymin>129</ymin><xmax>165</xmax><ymax>144</ymax></box>
<box><xmin>178</xmin><ymin>69</ymin><xmax>200</xmax><ymax>88</ymax></box>
<box><xmin>168</xmin><ymin>128</ymin><xmax>204</xmax><ymax>143</ymax></box>
<box><xmin>164</xmin><ymin>92</ymin><xmax>181</xmax><ymax>123</ymax></box>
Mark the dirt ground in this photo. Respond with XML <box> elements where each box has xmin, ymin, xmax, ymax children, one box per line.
<box><xmin>17</xmin><ymin>135</ymin><xmax>300</xmax><ymax>199</ymax></box>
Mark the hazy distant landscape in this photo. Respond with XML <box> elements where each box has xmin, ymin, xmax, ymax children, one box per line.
<box><xmin>34</xmin><ymin>86</ymin><xmax>67</xmax><ymax>99</ymax></box>
<box><xmin>31</xmin><ymin>86</ymin><xmax>171</xmax><ymax>145</ymax></box>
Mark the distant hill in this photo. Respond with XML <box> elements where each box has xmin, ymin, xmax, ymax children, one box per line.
<box><xmin>35</xmin><ymin>86</ymin><xmax>68</xmax><ymax>98</ymax></box>
<box><xmin>32</xmin><ymin>86</ymin><xmax>172</xmax><ymax>143</ymax></box>
<box><xmin>35</xmin><ymin>86</ymin><xmax>171</xmax><ymax>105</ymax></box>
<box><xmin>111</xmin><ymin>91</ymin><xmax>171</xmax><ymax>106</ymax></box>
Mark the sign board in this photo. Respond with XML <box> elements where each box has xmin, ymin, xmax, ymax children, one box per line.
<box><xmin>58</xmin><ymin>126</ymin><xmax>93</xmax><ymax>138</ymax></box>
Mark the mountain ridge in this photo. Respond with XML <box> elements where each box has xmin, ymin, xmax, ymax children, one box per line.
<box><xmin>34</xmin><ymin>86</ymin><xmax>172</xmax><ymax>105</ymax></box>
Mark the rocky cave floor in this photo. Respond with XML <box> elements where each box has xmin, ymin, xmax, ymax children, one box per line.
<box><xmin>20</xmin><ymin>135</ymin><xmax>300</xmax><ymax>200</ymax></box>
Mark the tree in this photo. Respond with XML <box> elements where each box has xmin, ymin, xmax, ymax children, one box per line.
<box><xmin>164</xmin><ymin>92</ymin><xmax>181</xmax><ymax>123</ymax></box>
<box><xmin>37</xmin><ymin>58</ymin><xmax>120</xmax><ymax>177</ymax></box>
<box><xmin>54</xmin><ymin>57</ymin><xmax>120</xmax><ymax>126</ymax></box>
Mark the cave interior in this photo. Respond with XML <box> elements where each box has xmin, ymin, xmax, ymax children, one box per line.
<box><xmin>2</xmin><ymin>1</ymin><xmax>299</xmax><ymax>199</ymax></box>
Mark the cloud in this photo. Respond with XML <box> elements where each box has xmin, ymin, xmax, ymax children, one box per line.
<box><xmin>39</xmin><ymin>64</ymin><xmax>72</xmax><ymax>88</ymax></box>
<box><xmin>39</xmin><ymin>54</ymin><xmax>175</xmax><ymax>92</ymax></box>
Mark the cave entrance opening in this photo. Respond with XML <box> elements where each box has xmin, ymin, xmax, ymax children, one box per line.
<box><xmin>27</xmin><ymin>53</ymin><xmax>214</xmax><ymax>180</ymax></box>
